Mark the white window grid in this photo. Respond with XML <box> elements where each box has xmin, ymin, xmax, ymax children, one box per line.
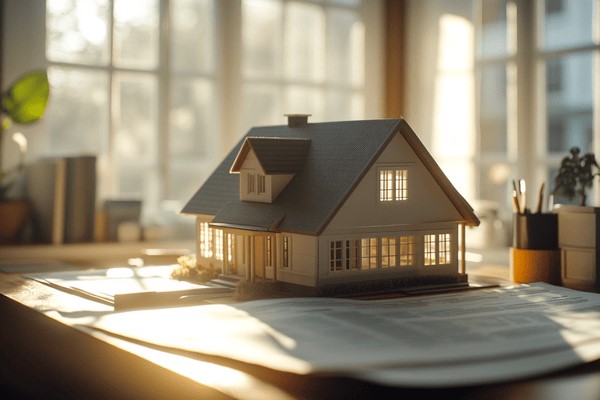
<box><xmin>42</xmin><ymin>0</ymin><xmax>381</xmax><ymax>224</ymax></box>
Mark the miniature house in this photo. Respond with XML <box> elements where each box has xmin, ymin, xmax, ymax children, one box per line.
<box><xmin>182</xmin><ymin>116</ymin><xmax>480</xmax><ymax>294</ymax></box>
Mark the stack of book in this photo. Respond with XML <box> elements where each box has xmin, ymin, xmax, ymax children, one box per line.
<box><xmin>25</xmin><ymin>155</ymin><xmax>97</xmax><ymax>244</ymax></box>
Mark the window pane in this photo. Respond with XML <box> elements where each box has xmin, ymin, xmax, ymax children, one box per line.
<box><xmin>541</xmin><ymin>0</ymin><xmax>594</xmax><ymax>51</ymax></box>
<box><xmin>285</xmin><ymin>86</ymin><xmax>324</xmax><ymax>116</ymax></box>
<box><xmin>479</xmin><ymin>0</ymin><xmax>509</xmax><ymax>58</ymax></box>
<box><xmin>284</xmin><ymin>2</ymin><xmax>325</xmax><ymax>81</ymax></box>
<box><xmin>46</xmin><ymin>0</ymin><xmax>110</xmax><ymax>65</ymax></box>
<box><xmin>171</xmin><ymin>0</ymin><xmax>216</xmax><ymax>73</ymax></box>
<box><xmin>326</xmin><ymin>90</ymin><xmax>363</xmax><ymax>120</ymax></box>
<box><xmin>113</xmin><ymin>72</ymin><xmax>158</xmax><ymax>161</ymax></box>
<box><xmin>479</xmin><ymin>65</ymin><xmax>507</xmax><ymax>153</ymax></box>
<box><xmin>170</xmin><ymin>77</ymin><xmax>216</xmax><ymax>159</ymax></box>
<box><xmin>326</xmin><ymin>8</ymin><xmax>364</xmax><ymax>86</ymax></box>
<box><xmin>46</xmin><ymin>67</ymin><xmax>109</xmax><ymax>154</ymax></box>
<box><xmin>113</xmin><ymin>0</ymin><xmax>159</xmax><ymax>69</ymax></box>
<box><xmin>546</xmin><ymin>53</ymin><xmax>593</xmax><ymax>153</ymax></box>
<box><xmin>242</xmin><ymin>84</ymin><xmax>282</xmax><ymax>128</ymax></box>
<box><xmin>328</xmin><ymin>0</ymin><xmax>361</xmax><ymax>6</ymax></box>
<box><xmin>116</xmin><ymin>164</ymin><xmax>160</xmax><ymax>213</ymax></box>
<box><xmin>242</xmin><ymin>0</ymin><xmax>282</xmax><ymax>78</ymax></box>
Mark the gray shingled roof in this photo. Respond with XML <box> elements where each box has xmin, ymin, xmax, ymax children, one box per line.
<box><xmin>182</xmin><ymin>118</ymin><xmax>479</xmax><ymax>234</ymax></box>
<box><xmin>230</xmin><ymin>137</ymin><xmax>312</xmax><ymax>174</ymax></box>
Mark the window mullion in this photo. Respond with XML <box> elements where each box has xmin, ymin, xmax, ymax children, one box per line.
<box><xmin>158</xmin><ymin>0</ymin><xmax>171</xmax><ymax>200</ymax></box>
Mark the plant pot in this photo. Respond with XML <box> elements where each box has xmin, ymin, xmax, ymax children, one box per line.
<box><xmin>0</xmin><ymin>200</ymin><xmax>30</xmax><ymax>243</ymax></box>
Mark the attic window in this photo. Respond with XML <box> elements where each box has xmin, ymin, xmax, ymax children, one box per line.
<box><xmin>379</xmin><ymin>168</ymin><xmax>408</xmax><ymax>202</ymax></box>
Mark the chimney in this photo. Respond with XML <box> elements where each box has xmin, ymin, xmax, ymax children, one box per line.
<box><xmin>285</xmin><ymin>113</ymin><xmax>311</xmax><ymax>128</ymax></box>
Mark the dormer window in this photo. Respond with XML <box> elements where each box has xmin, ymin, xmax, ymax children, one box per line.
<box><xmin>379</xmin><ymin>167</ymin><xmax>408</xmax><ymax>202</ymax></box>
<box><xmin>257</xmin><ymin>174</ymin><xmax>266</xmax><ymax>194</ymax></box>
<box><xmin>247</xmin><ymin>172</ymin><xmax>256</xmax><ymax>194</ymax></box>
<box><xmin>245</xmin><ymin>172</ymin><xmax>267</xmax><ymax>195</ymax></box>
<box><xmin>231</xmin><ymin>136</ymin><xmax>311</xmax><ymax>203</ymax></box>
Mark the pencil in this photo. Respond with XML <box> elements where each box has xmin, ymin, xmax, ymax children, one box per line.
<box><xmin>536</xmin><ymin>182</ymin><xmax>545</xmax><ymax>213</ymax></box>
<box><xmin>519</xmin><ymin>179</ymin><xmax>526</xmax><ymax>214</ymax></box>
<box><xmin>512</xmin><ymin>189</ymin><xmax>521</xmax><ymax>214</ymax></box>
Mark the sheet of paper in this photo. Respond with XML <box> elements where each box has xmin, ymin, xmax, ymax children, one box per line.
<box><xmin>72</xmin><ymin>282</ymin><xmax>600</xmax><ymax>387</ymax></box>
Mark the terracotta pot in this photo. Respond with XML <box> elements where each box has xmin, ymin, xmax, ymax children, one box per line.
<box><xmin>0</xmin><ymin>200</ymin><xmax>30</xmax><ymax>243</ymax></box>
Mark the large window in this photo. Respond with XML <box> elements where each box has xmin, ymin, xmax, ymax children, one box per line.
<box><xmin>29</xmin><ymin>0</ymin><xmax>382</xmax><ymax>232</ymax></box>
<box><xmin>475</xmin><ymin>0</ymin><xmax>599</xmax><ymax>211</ymax></box>
<box><xmin>328</xmin><ymin>235</ymin><xmax>416</xmax><ymax>272</ymax></box>
<box><xmin>406</xmin><ymin>0</ymin><xmax>600</xmax><ymax>231</ymax></box>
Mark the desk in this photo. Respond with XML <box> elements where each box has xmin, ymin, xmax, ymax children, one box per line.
<box><xmin>2</xmin><ymin>248</ymin><xmax>600</xmax><ymax>399</ymax></box>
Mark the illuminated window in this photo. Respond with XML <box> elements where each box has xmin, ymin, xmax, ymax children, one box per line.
<box><xmin>199</xmin><ymin>222</ymin><xmax>213</xmax><ymax>258</ymax></box>
<box><xmin>381</xmin><ymin>237</ymin><xmax>397</xmax><ymax>268</ymax></box>
<box><xmin>360</xmin><ymin>238</ymin><xmax>378</xmax><ymax>269</ymax></box>
<box><xmin>424</xmin><ymin>234</ymin><xmax>437</xmax><ymax>266</ymax></box>
<box><xmin>282</xmin><ymin>236</ymin><xmax>290</xmax><ymax>268</ymax></box>
<box><xmin>227</xmin><ymin>233</ymin><xmax>234</xmax><ymax>263</ymax></box>
<box><xmin>424</xmin><ymin>233</ymin><xmax>452</xmax><ymax>266</ymax></box>
<box><xmin>379</xmin><ymin>169</ymin><xmax>408</xmax><ymax>202</ymax></box>
<box><xmin>266</xmin><ymin>236</ymin><xmax>274</xmax><ymax>267</ymax></box>
<box><xmin>438</xmin><ymin>233</ymin><xmax>451</xmax><ymax>264</ymax></box>
<box><xmin>399</xmin><ymin>235</ymin><xmax>414</xmax><ymax>266</ymax></box>
<box><xmin>215</xmin><ymin>229</ymin><xmax>223</xmax><ymax>260</ymax></box>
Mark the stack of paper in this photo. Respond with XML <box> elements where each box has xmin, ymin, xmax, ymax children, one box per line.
<box><xmin>71</xmin><ymin>282</ymin><xmax>600</xmax><ymax>387</ymax></box>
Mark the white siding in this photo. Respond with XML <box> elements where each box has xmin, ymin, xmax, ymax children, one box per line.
<box><xmin>326</xmin><ymin>132</ymin><xmax>463</xmax><ymax>233</ymax></box>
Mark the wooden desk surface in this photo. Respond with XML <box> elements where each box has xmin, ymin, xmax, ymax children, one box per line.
<box><xmin>2</xmin><ymin>251</ymin><xmax>600</xmax><ymax>400</ymax></box>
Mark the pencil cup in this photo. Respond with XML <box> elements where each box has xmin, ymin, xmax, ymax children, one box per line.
<box><xmin>512</xmin><ymin>213</ymin><xmax>558</xmax><ymax>250</ymax></box>
<box><xmin>510</xmin><ymin>213</ymin><xmax>560</xmax><ymax>284</ymax></box>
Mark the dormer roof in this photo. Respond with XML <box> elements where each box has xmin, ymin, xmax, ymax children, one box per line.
<box><xmin>230</xmin><ymin>137</ymin><xmax>311</xmax><ymax>174</ymax></box>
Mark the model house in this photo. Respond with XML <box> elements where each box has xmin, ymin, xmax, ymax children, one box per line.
<box><xmin>182</xmin><ymin>116</ymin><xmax>480</xmax><ymax>294</ymax></box>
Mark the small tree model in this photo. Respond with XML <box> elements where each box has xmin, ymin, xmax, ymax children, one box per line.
<box><xmin>553</xmin><ymin>147</ymin><xmax>600</xmax><ymax>206</ymax></box>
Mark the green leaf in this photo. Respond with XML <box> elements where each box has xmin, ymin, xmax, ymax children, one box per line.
<box><xmin>2</xmin><ymin>70</ymin><xmax>49</xmax><ymax>125</ymax></box>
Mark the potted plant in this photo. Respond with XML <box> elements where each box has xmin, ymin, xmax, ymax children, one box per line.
<box><xmin>552</xmin><ymin>146</ymin><xmax>600</xmax><ymax>292</ymax></box>
<box><xmin>552</xmin><ymin>146</ymin><xmax>600</xmax><ymax>206</ymax></box>
<box><xmin>0</xmin><ymin>70</ymin><xmax>50</xmax><ymax>242</ymax></box>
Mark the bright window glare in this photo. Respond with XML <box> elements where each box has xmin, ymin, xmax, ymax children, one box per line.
<box><xmin>43</xmin><ymin>0</ymin><xmax>376</xmax><ymax>235</ymax></box>
<box><xmin>433</xmin><ymin>14</ymin><xmax>475</xmax><ymax>201</ymax></box>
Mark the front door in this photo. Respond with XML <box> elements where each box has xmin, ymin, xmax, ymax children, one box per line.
<box><xmin>254</xmin><ymin>235</ymin><xmax>265</xmax><ymax>278</ymax></box>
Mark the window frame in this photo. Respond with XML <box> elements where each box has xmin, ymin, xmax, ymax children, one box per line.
<box><xmin>1</xmin><ymin>0</ymin><xmax>384</xmax><ymax>230</ymax></box>
<box><xmin>378</xmin><ymin>166</ymin><xmax>409</xmax><ymax>203</ymax></box>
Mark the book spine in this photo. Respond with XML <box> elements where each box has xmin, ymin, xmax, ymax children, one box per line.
<box><xmin>63</xmin><ymin>156</ymin><xmax>97</xmax><ymax>243</ymax></box>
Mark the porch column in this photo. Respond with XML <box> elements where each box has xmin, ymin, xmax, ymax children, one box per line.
<box><xmin>460</xmin><ymin>224</ymin><xmax>466</xmax><ymax>275</ymax></box>
<box><xmin>249</xmin><ymin>235</ymin><xmax>255</xmax><ymax>282</ymax></box>
<box><xmin>272</xmin><ymin>235</ymin><xmax>277</xmax><ymax>282</ymax></box>
<box><xmin>195</xmin><ymin>218</ymin><xmax>202</xmax><ymax>267</ymax></box>
<box><xmin>223</xmin><ymin>233</ymin><xmax>229</xmax><ymax>275</ymax></box>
